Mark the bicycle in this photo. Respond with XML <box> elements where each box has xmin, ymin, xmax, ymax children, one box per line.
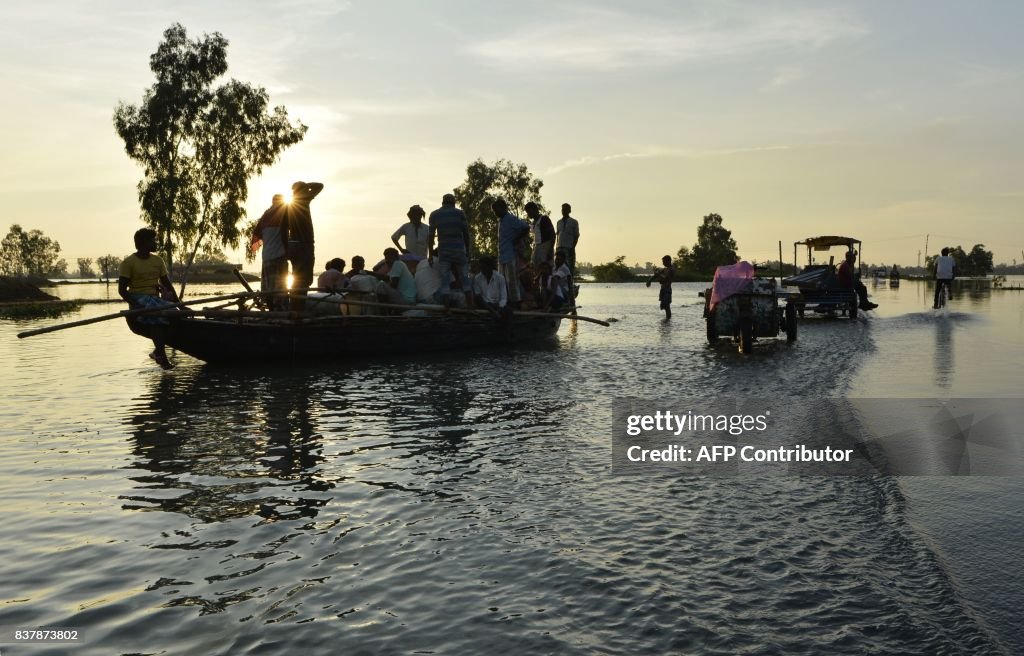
<box><xmin>933</xmin><ymin>279</ymin><xmax>952</xmax><ymax>309</ymax></box>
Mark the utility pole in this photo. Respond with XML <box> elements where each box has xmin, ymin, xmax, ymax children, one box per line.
<box><xmin>918</xmin><ymin>250</ymin><xmax>921</xmax><ymax>268</ymax></box>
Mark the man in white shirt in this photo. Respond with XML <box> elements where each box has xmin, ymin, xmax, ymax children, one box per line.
<box><xmin>472</xmin><ymin>255</ymin><xmax>508</xmax><ymax>314</ymax></box>
<box><xmin>390</xmin><ymin>205</ymin><xmax>431</xmax><ymax>257</ymax></box>
<box><xmin>555</xmin><ymin>202</ymin><xmax>581</xmax><ymax>278</ymax></box>
<box><xmin>933</xmin><ymin>247</ymin><xmax>956</xmax><ymax>309</ymax></box>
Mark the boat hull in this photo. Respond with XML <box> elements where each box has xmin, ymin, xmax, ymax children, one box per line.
<box><xmin>156</xmin><ymin>314</ymin><xmax>563</xmax><ymax>363</ymax></box>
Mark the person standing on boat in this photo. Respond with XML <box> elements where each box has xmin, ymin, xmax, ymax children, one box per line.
<box><xmin>555</xmin><ymin>202</ymin><xmax>581</xmax><ymax>279</ymax></box>
<box><xmin>283</xmin><ymin>180</ymin><xmax>324</xmax><ymax>310</ymax></box>
<box><xmin>645</xmin><ymin>255</ymin><xmax>676</xmax><ymax>319</ymax></box>
<box><xmin>525</xmin><ymin>201</ymin><xmax>555</xmax><ymax>267</ymax></box>
<box><xmin>250</xmin><ymin>193</ymin><xmax>288</xmax><ymax>310</ymax></box>
<box><xmin>472</xmin><ymin>255</ymin><xmax>508</xmax><ymax>315</ymax></box>
<box><xmin>494</xmin><ymin>197</ymin><xmax>530</xmax><ymax>308</ymax></box>
<box><xmin>933</xmin><ymin>247</ymin><xmax>956</xmax><ymax>308</ymax></box>
<box><xmin>118</xmin><ymin>228</ymin><xmax>180</xmax><ymax>370</ymax></box>
<box><xmin>428</xmin><ymin>193</ymin><xmax>471</xmax><ymax>305</ymax></box>
<box><xmin>838</xmin><ymin>249</ymin><xmax>878</xmax><ymax>311</ymax></box>
<box><xmin>391</xmin><ymin>205</ymin><xmax>430</xmax><ymax>257</ymax></box>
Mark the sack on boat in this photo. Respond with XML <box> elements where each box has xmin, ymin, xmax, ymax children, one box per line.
<box><xmin>308</xmin><ymin>292</ymin><xmax>344</xmax><ymax>316</ymax></box>
<box><xmin>341</xmin><ymin>291</ymin><xmax>377</xmax><ymax>315</ymax></box>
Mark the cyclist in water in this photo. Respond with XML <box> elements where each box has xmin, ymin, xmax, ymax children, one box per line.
<box><xmin>933</xmin><ymin>247</ymin><xmax>956</xmax><ymax>309</ymax></box>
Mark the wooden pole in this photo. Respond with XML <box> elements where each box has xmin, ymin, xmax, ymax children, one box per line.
<box><xmin>778</xmin><ymin>240</ymin><xmax>783</xmax><ymax>279</ymax></box>
<box><xmin>233</xmin><ymin>268</ymin><xmax>256</xmax><ymax>294</ymax></box>
<box><xmin>16</xmin><ymin>292</ymin><xmax>256</xmax><ymax>339</ymax></box>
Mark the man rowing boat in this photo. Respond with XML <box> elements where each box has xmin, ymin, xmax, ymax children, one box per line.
<box><xmin>118</xmin><ymin>228</ymin><xmax>180</xmax><ymax>370</ymax></box>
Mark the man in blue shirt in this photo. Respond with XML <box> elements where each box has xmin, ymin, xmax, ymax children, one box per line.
<box><xmin>428</xmin><ymin>193</ymin><xmax>472</xmax><ymax>305</ymax></box>
<box><xmin>494</xmin><ymin>197</ymin><xmax>530</xmax><ymax>307</ymax></box>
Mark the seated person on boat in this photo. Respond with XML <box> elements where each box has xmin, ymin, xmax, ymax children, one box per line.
<box><xmin>375</xmin><ymin>248</ymin><xmax>417</xmax><ymax>306</ymax></box>
<box><xmin>118</xmin><ymin>228</ymin><xmax>179</xmax><ymax>370</ymax></box>
<box><xmin>317</xmin><ymin>258</ymin><xmax>349</xmax><ymax>292</ymax></box>
<box><xmin>472</xmin><ymin>255</ymin><xmax>509</xmax><ymax>315</ymax></box>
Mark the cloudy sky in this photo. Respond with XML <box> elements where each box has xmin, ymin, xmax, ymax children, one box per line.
<box><xmin>2</xmin><ymin>0</ymin><xmax>1022</xmax><ymax>268</ymax></box>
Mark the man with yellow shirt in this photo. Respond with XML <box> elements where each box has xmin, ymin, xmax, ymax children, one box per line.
<box><xmin>118</xmin><ymin>228</ymin><xmax>180</xmax><ymax>370</ymax></box>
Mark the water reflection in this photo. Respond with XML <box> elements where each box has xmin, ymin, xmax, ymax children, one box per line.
<box><xmin>934</xmin><ymin>317</ymin><xmax>955</xmax><ymax>390</ymax></box>
<box><xmin>122</xmin><ymin>367</ymin><xmax>329</xmax><ymax>523</ymax></box>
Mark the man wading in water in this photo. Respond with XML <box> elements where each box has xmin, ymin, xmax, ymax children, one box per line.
<box><xmin>646</xmin><ymin>255</ymin><xmax>676</xmax><ymax>320</ymax></box>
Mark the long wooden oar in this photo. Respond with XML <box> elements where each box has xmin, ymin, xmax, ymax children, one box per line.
<box><xmin>16</xmin><ymin>292</ymin><xmax>256</xmax><ymax>339</ymax></box>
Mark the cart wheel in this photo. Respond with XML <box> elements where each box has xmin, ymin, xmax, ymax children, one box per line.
<box><xmin>706</xmin><ymin>309</ymin><xmax>718</xmax><ymax>344</ymax></box>
<box><xmin>785</xmin><ymin>303</ymin><xmax>798</xmax><ymax>342</ymax></box>
<box><xmin>849</xmin><ymin>300</ymin><xmax>858</xmax><ymax>320</ymax></box>
<box><xmin>739</xmin><ymin>318</ymin><xmax>754</xmax><ymax>354</ymax></box>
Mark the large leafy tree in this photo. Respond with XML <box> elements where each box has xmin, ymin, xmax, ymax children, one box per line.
<box><xmin>77</xmin><ymin>257</ymin><xmax>94</xmax><ymax>278</ymax></box>
<box><xmin>96</xmin><ymin>254</ymin><xmax>123</xmax><ymax>281</ymax></box>
<box><xmin>680</xmin><ymin>213</ymin><xmax>739</xmax><ymax>274</ymax></box>
<box><xmin>453</xmin><ymin>159</ymin><xmax>544</xmax><ymax>256</ymax></box>
<box><xmin>113</xmin><ymin>23</ymin><xmax>307</xmax><ymax>294</ymax></box>
<box><xmin>0</xmin><ymin>224</ymin><xmax>64</xmax><ymax>276</ymax></box>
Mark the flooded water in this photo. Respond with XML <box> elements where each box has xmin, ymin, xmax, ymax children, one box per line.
<box><xmin>1</xmin><ymin>278</ymin><xmax>1022</xmax><ymax>654</ymax></box>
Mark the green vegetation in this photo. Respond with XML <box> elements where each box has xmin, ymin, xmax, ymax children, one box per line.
<box><xmin>0</xmin><ymin>225</ymin><xmax>66</xmax><ymax>277</ymax></box>
<box><xmin>592</xmin><ymin>256</ymin><xmax>636</xmax><ymax>282</ymax></box>
<box><xmin>113</xmin><ymin>23</ymin><xmax>307</xmax><ymax>294</ymax></box>
<box><xmin>676</xmin><ymin>213</ymin><xmax>739</xmax><ymax>275</ymax></box>
<box><xmin>454</xmin><ymin>159</ymin><xmax>545</xmax><ymax>256</ymax></box>
<box><xmin>0</xmin><ymin>300</ymin><xmax>85</xmax><ymax>320</ymax></box>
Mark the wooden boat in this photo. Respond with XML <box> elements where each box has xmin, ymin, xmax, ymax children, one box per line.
<box><xmin>128</xmin><ymin>308</ymin><xmax>564</xmax><ymax>363</ymax></box>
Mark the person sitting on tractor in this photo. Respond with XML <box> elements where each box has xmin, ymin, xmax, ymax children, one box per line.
<box><xmin>837</xmin><ymin>249</ymin><xmax>877</xmax><ymax>311</ymax></box>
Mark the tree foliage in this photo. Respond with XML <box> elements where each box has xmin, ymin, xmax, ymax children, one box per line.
<box><xmin>77</xmin><ymin>257</ymin><xmax>94</xmax><ymax>278</ymax></box>
<box><xmin>678</xmin><ymin>213</ymin><xmax>739</xmax><ymax>274</ymax></box>
<box><xmin>925</xmin><ymin>244</ymin><xmax>994</xmax><ymax>277</ymax></box>
<box><xmin>113</xmin><ymin>23</ymin><xmax>307</xmax><ymax>294</ymax></box>
<box><xmin>453</xmin><ymin>159</ymin><xmax>544</xmax><ymax>256</ymax></box>
<box><xmin>0</xmin><ymin>224</ymin><xmax>64</xmax><ymax>276</ymax></box>
<box><xmin>673</xmin><ymin>245</ymin><xmax>691</xmax><ymax>272</ymax></box>
<box><xmin>97</xmin><ymin>255</ymin><xmax>123</xmax><ymax>281</ymax></box>
<box><xmin>591</xmin><ymin>255</ymin><xmax>635</xmax><ymax>282</ymax></box>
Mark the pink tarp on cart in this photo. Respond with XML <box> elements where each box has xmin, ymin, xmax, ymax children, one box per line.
<box><xmin>710</xmin><ymin>261</ymin><xmax>754</xmax><ymax>311</ymax></box>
